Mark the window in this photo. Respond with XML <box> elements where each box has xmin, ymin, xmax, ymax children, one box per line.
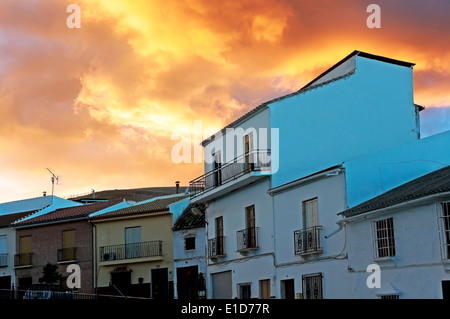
<box><xmin>0</xmin><ymin>235</ymin><xmax>7</xmax><ymax>267</ymax></box>
<box><xmin>215</xmin><ymin>217</ymin><xmax>224</xmax><ymax>255</ymax></box>
<box><xmin>372</xmin><ymin>217</ymin><xmax>396</xmax><ymax>258</ymax></box>
<box><xmin>438</xmin><ymin>202</ymin><xmax>450</xmax><ymax>259</ymax></box>
<box><xmin>303</xmin><ymin>198</ymin><xmax>319</xmax><ymax>229</ymax></box>
<box><xmin>125</xmin><ymin>226</ymin><xmax>142</xmax><ymax>258</ymax></box>
<box><xmin>246</xmin><ymin>205</ymin><xmax>257</xmax><ymax>248</ymax></box>
<box><xmin>185</xmin><ymin>237</ymin><xmax>195</xmax><ymax>251</ymax></box>
<box><xmin>61</xmin><ymin>230</ymin><xmax>76</xmax><ymax>261</ymax></box>
<box><xmin>302</xmin><ymin>273</ymin><xmax>323</xmax><ymax>299</ymax></box>
<box><xmin>16</xmin><ymin>236</ymin><xmax>32</xmax><ymax>266</ymax></box>
<box><xmin>379</xmin><ymin>294</ymin><xmax>399</xmax><ymax>300</ymax></box>
<box><xmin>213</xmin><ymin>151</ymin><xmax>222</xmax><ymax>186</ymax></box>
<box><xmin>259</xmin><ymin>279</ymin><xmax>271</xmax><ymax>299</ymax></box>
<box><xmin>295</xmin><ymin>198</ymin><xmax>322</xmax><ymax>255</ymax></box>
<box><xmin>244</xmin><ymin>133</ymin><xmax>254</xmax><ymax>172</ymax></box>
<box><xmin>238</xmin><ymin>283</ymin><xmax>251</xmax><ymax>299</ymax></box>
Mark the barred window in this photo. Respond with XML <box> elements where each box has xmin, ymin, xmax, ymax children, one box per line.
<box><xmin>438</xmin><ymin>202</ymin><xmax>450</xmax><ymax>259</ymax></box>
<box><xmin>372</xmin><ymin>217</ymin><xmax>396</xmax><ymax>258</ymax></box>
<box><xmin>379</xmin><ymin>294</ymin><xmax>399</xmax><ymax>300</ymax></box>
<box><xmin>302</xmin><ymin>273</ymin><xmax>323</xmax><ymax>299</ymax></box>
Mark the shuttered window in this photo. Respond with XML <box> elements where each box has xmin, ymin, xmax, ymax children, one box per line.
<box><xmin>303</xmin><ymin>198</ymin><xmax>319</xmax><ymax>228</ymax></box>
<box><xmin>125</xmin><ymin>226</ymin><xmax>142</xmax><ymax>258</ymax></box>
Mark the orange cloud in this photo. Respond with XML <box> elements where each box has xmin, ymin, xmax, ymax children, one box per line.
<box><xmin>1</xmin><ymin>0</ymin><xmax>449</xmax><ymax>202</ymax></box>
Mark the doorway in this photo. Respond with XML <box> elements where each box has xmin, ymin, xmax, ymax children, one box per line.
<box><xmin>151</xmin><ymin>268</ymin><xmax>169</xmax><ymax>299</ymax></box>
<box><xmin>176</xmin><ymin>265</ymin><xmax>198</xmax><ymax>299</ymax></box>
<box><xmin>281</xmin><ymin>279</ymin><xmax>295</xmax><ymax>299</ymax></box>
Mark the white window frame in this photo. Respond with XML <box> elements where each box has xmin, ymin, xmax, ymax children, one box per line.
<box><xmin>437</xmin><ymin>202</ymin><xmax>450</xmax><ymax>260</ymax></box>
<box><xmin>372</xmin><ymin>217</ymin><xmax>396</xmax><ymax>259</ymax></box>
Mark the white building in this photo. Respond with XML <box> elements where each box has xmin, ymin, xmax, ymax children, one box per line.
<box><xmin>0</xmin><ymin>195</ymin><xmax>81</xmax><ymax>291</ymax></box>
<box><xmin>339</xmin><ymin>165</ymin><xmax>450</xmax><ymax>299</ymax></box>
<box><xmin>172</xmin><ymin>202</ymin><xmax>207</xmax><ymax>299</ymax></box>
<box><xmin>189</xmin><ymin>50</ymin><xmax>450</xmax><ymax>299</ymax></box>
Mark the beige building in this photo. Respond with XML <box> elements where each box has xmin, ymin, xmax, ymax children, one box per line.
<box><xmin>89</xmin><ymin>194</ymin><xmax>187</xmax><ymax>298</ymax></box>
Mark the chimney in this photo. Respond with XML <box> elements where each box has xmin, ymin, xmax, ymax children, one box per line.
<box><xmin>43</xmin><ymin>191</ymin><xmax>47</xmax><ymax>197</ymax></box>
<box><xmin>175</xmin><ymin>181</ymin><xmax>180</xmax><ymax>194</ymax></box>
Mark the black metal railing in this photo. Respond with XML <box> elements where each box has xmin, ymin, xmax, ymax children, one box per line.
<box><xmin>100</xmin><ymin>241</ymin><xmax>163</xmax><ymax>262</ymax></box>
<box><xmin>294</xmin><ymin>226</ymin><xmax>322</xmax><ymax>255</ymax></box>
<box><xmin>208</xmin><ymin>236</ymin><xmax>226</xmax><ymax>258</ymax></box>
<box><xmin>14</xmin><ymin>253</ymin><xmax>33</xmax><ymax>267</ymax></box>
<box><xmin>189</xmin><ymin>149</ymin><xmax>271</xmax><ymax>197</ymax></box>
<box><xmin>0</xmin><ymin>254</ymin><xmax>7</xmax><ymax>267</ymax></box>
<box><xmin>237</xmin><ymin>227</ymin><xmax>259</xmax><ymax>251</ymax></box>
<box><xmin>57</xmin><ymin>247</ymin><xmax>77</xmax><ymax>262</ymax></box>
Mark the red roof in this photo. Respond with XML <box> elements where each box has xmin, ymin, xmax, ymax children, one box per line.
<box><xmin>14</xmin><ymin>200</ymin><xmax>122</xmax><ymax>227</ymax></box>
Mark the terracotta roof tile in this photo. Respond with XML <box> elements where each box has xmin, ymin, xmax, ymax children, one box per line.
<box><xmin>14</xmin><ymin>200</ymin><xmax>122</xmax><ymax>226</ymax></box>
<box><xmin>173</xmin><ymin>203</ymin><xmax>206</xmax><ymax>231</ymax></box>
<box><xmin>90</xmin><ymin>195</ymin><xmax>188</xmax><ymax>220</ymax></box>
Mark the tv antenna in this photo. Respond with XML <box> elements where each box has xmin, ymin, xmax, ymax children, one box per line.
<box><xmin>46</xmin><ymin>168</ymin><xmax>60</xmax><ymax>201</ymax></box>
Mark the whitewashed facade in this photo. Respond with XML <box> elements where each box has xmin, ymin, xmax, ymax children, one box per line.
<box><xmin>189</xmin><ymin>50</ymin><xmax>450</xmax><ymax>299</ymax></box>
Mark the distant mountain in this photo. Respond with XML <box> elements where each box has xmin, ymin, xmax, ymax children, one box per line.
<box><xmin>67</xmin><ymin>186</ymin><xmax>188</xmax><ymax>203</ymax></box>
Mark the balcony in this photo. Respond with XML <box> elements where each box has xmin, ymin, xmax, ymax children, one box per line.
<box><xmin>0</xmin><ymin>253</ymin><xmax>7</xmax><ymax>267</ymax></box>
<box><xmin>57</xmin><ymin>247</ymin><xmax>77</xmax><ymax>263</ymax></box>
<box><xmin>14</xmin><ymin>253</ymin><xmax>33</xmax><ymax>268</ymax></box>
<box><xmin>189</xmin><ymin>150</ymin><xmax>271</xmax><ymax>201</ymax></box>
<box><xmin>237</xmin><ymin>227</ymin><xmax>259</xmax><ymax>252</ymax></box>
<box><xmin>294</xmin><ymin>226</ymin><xmax>323</xmax><ymax>256</ymax></box>
<box><xmin>100</xmin><ymin>241</ymin><xmax>163</xmax><ymax>262</ymax></box>
<box><xmin>208</xmin><ymin>236</ymin><xmax>226</xmax><ymax>259</ymax></box>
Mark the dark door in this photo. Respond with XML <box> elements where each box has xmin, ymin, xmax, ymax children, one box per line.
<box><xmin>442</xmin><ymin>281</ymin><xmax>450</xmax><ymax>299</ymax></box>
<box><xmin>176</xmin><ymin>265</ymin><xmax>198</xmax><ymax>299</ymax></box>
<box><xmin>283</xmin><ymin>279</ymin><xmax>295</xmax><ymax>299</ymax></box>
<box><xmin>151</xmin><ymin>268</ymin><xmax>169</xmax><ymax>299</ymax></box>
<box><xmin>0</xmin><ymin>276</ymin><xmax>11</xmax><ymax>289</ymax></box>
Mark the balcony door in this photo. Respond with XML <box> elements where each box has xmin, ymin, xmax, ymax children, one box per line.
<box><xmin>62</xmin><ymin>230</ymin><xmax>76</xmax><ymax>261</ymax></box>
<box><xmin>244</xmin><ymin>133</ymin><xmax>254</xmax><ymax>172</ymax></box>
<box><xmin>213</xmin><ymin>151</ymin><xmax>222</xmax><ymax>186</ymax></box>
<box><xmin>0</xmin><ymin>235</ymin><xmax>6</xmax><ymax>267</ymax></box>
<box><xmin>19</xmin><ymin>236</ymin><xmax>32</xmax><ymax>266</ymax></box>
<box><xmin>125</xmin><ymin>226</ymin><xmax>142</xmax><ymax>259</ymax></box>
<box><xmin>303</xmin><ymin>198</ymin><xmax>318</xmax><ymax>228</ymax></box>
<box><xmin>302</xmin><ymin>198</ymin><xmax>319</xmax><ymax>252</ymax></box>
<box><xmin>246</xmin><ymin>205</ymin><xmax>256</xmax><ymax>248</ymax></box>
<box><xmin>216</xmin><ymin>217</ymin><xmax>224</xmax><ymax>255</ymax></box>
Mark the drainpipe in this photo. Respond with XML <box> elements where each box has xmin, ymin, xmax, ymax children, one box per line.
<box><xmin>324</xmin><ymin>224</ymin><xmax>343</xmax><ymax>239</ymax></box>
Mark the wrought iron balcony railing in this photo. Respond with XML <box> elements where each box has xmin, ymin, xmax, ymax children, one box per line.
<box><xmin>0</xmin><ymin>253</ymin><xmax>7</xmax><ymax>267</ymax></box>
<box><xmin>237</xmin><ymin>227</ymin><xmax>259</xmax><ymax>252</ymax></box>
<box><xmin>208</xmin><ymin>236</ymin><xmax>226</xmax><ymax>258</ymax></box>
<box><xmin>100</xmin><ymin>241</ymin><xmax>162</xmax><ymax>262</ymax></box>
<box><xmin>14</xmin><ymin>253</ymin><xmax>33</xmax><ymax>267</ymax></box>
<box><xmin>189</xmin><ymin>149</ymin><xmax>271</xmax><ymax>198</ymax></box>
<box><xmin>294</xmin><ymin>226</ymin><xmax>322</xmax><ymax>256</ymax></box>
<box><xmin>57</xmin><ymin>247</ymin><xmax>78</xmax><ymax>262</ymax></box>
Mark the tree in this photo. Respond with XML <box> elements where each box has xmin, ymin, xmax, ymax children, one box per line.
<box><xmin>39</xmin><ymin>262</ymin><xmax>62</xmax><ymax>284</ymax></box>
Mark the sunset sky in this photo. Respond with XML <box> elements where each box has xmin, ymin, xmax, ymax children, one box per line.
<box><xmin>1</xmin><ymin>0</ymin><xmax>450</xmax><ymax>203</ymax></box>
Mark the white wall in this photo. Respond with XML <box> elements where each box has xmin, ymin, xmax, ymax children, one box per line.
<box><xmin>344</xmin><ymin>129</ymin><xmax>450</xmax><ymax>208</ymax></box>
<box><xmin>272</xmin><ymin>171</ymin><xmax>350</xmax><ymax>298</ymax></box>
<box><xmin>0</xmin><ymin>227</ymin><xmax>16</xmax><ymax>288</ymax></box>
<box><xmin>206</xmin><ymin>178</ymin><xmax>275</xmax><ymax>298</ymax></box>
<box><xmin>173</xmin><ymin>227</ymin><xmax>207</xmax><ymax>299</ymax></box>
<box><xmin>270</xmin><ymin>55</ymin><xmax>419</xmax><ymax>189</ymax></box>
<box><xmin>346</xmin><ymin>200</ymin><xmax>450</xmax><ymax>298</ymax></box>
